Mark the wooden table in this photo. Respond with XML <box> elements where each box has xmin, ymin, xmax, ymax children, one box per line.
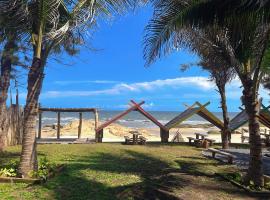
<box><xmin>129</xmin><ymin>131</ymin><xmax>142</xmax><ymax>144</ymax></box>
<box><xmin>194</xmin><ymin>132</ymin><xmax>208</xmax><ymax>140</ymax></box>
<box><xmin>261</xmin><ymin>133</ymin><xmax>270</xmax><ymax>147</ymax></box>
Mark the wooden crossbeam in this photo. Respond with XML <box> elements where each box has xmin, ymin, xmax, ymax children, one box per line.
<box><xmin>165</xmin><ymin>102</ymin><xmax>210</xmax><ymax>129</ymax></box>
<box><xmin>130</xmin><ymin>100</ymin><xmax>167</xmax><ymax>131</ymax></box>
<box><xmin>259</xmin><ymin>112</ymin><xmax>270</xmax><ymax>128</ymax></box>
<box><xmin>96</xmin><ymin>101</ymin><xmax>145</xmax><ymax>132</ymax></box>
<box><xmin>39</xmin><ymin>108</ymin><xmax>96</xmax><ymax>112</ymax></box>
<box><xmin>195</xmin><ymin>102</ymin><xmax>224</xmax><ymax>130</ymax></box>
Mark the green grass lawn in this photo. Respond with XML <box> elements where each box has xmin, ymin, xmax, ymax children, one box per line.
<box><xmin>0</xmin><ymin>143</ymin><xmax>256</xmax><ymax>200</ymax></box>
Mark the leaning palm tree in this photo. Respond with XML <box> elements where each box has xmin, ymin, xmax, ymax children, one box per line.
<box><xmin>1</xmin><ymin>0</ymin><xmax>144</xmax><ymax>177</ymax></box>
<box><xmin>144</xmin><ymin>0</ymin><xmax>270</xmax><ymax>187</ymax></box>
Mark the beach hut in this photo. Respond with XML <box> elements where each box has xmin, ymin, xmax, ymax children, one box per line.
<box><xmin>95</xmin><ymin>100</ymin><xmax>169</xmax><ymax>143</ymax></box>
<box><xmin>164</xmin><ymin>101</ymin><xmax>224</xmax><ymax>131</ymax></box>
<box><xmin>228</xmin><ymin>104</ymin><xmax>270</xmax><ymax>132</ymax></box>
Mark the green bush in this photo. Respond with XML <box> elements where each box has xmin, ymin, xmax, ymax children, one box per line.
<box><xmin>0</xmin><ymin>160</ymin><xmax>19</xmax><ymax>177</ymax></box>
<box><xmin>0</xmin><ymin>157</ymin><xmax>57</xmax><ymax>180</ymax></box>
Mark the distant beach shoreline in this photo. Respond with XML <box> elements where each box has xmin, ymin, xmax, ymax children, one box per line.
<box><xmin>39</xmin><ymin>118</ymin><xmax>269</xmax><ymax>143</ymax></box>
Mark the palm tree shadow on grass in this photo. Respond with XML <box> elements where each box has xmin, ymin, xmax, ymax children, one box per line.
<box><xmin>41</xmin><ymin>149</ymin><xmax>252</xmax><ymax>199</ymax></box>
<box><xmin>41</xmin><ymin>149</ymin><xmax>189</xmax><ymax>200</ymax></box>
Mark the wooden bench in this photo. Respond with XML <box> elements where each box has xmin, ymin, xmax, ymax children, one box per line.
<box><xmin>204</xmin><ymin>138</ymin><xmax>215</xmax><ymax>146</ymax></box>
<box><xmin>124</xmin><ymin>136</ymin><xmax>133</xmax><ymax>145</ymax></box>
<box><xmin>187</xmin><ymin>137</ymin><xmax>201</xmax><ymax>145</ymax></box>
<box><xmin>138</xmin><ymin>136</ymin><xmax>147</xmax><ymax>145</ymax></box>
<box><xmin>241</xmin><ymin>135</ymin><xmax>249</xmax><ymax>143</ymax></box>
<box><xmin>207</xmin><ymin>148</ymin><xmax>235</xmax><ymax>164</ymax></box>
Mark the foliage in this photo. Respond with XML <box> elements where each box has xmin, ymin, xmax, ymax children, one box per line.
<box><xmin>29</xmin><ymin>157</ymin><xmax>57</xmax><ymax>180</ymax></box>
<box><xmin>0</xmin><ymin>157</ymin><xmax>57</xmax><ymax>180</ymax></box>
<box><xmin>0</xmin><ymin>160</ymin><xmax>19</xmax><ymax>177</ymax></box>
<box><xmin>222</xmin><ymin>172</ymin><xmax>270</xmax><ymax>191</ymax></box>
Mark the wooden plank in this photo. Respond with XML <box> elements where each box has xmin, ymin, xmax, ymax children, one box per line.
<box><xmin>165</xmin><ymin>102</ymin><xmax>210</xmax><ymax>129</ymax></box>
<box><xmin>195</xmin><ymin>102</ymin><xmax>224</xmax><ymax>130</ymax></box>
<box><xmin>130</xmin><ymin>100</ymin><xmax>167</xmax><ymax>130</ymax></box>
<box><xmin>39</xmin><ymin>108</ymin><xmax>96</xmax><ymax>112</ymax></box>
<box><xmin>94</xmin><ymin>110</ymin><xmax>99</xmax><ymax>130</ymax></box>
<box><xmin>38</xmin><ymin>112</ymin><xmax>42</xmax><ymax>139</ymax></box>
<box><xmin>96</xmin><ymin>101</ymin><xmax>145</xmax><ymax>132</ymax></box>
<box><xmin>57</xmin><ymin>112</ymin><xmax>61</xmax><ymax>139</ymax></box>
<box><xmin>229</xmin><ymin>110</ymin><xmax>249</xmax><ymax>131</ymax></box>
<box><xmin>259</xmin><ymin>113</ymin><xmax>270</xmax><ymax>128</ymax></box>
<box><xmin>78</xmin><ymin>112</ymin><xmax>82</xmax><ymax>139</ymax></box>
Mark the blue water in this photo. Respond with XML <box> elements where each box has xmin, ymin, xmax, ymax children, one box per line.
<box><xmin>41</xmin><ymin>111</ymin><xmax>238</xmax><ymax>128</ymax></box>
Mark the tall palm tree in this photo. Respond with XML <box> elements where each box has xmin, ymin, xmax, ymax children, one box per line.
<box><xmin>143</xmin><ymin>0</ymin><xmax>270</xmax><ymax>187</ymax></box>
<box><xmin>1</xmin><ymin>0</ymin><xmax>144</xmax><ymax>177</ymax></box>
<box><xmin>180</xmin><ymin>28</ymin><xmax>235</xmax><ymax>149</ymax></box>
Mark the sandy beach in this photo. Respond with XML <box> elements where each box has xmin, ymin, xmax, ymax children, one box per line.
<box><xmin>39</xmin><ymin>119</ymin><xmax>270</xmax><ymax>143</ymax></box>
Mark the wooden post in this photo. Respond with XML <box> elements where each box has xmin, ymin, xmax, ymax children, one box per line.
<box><xmin>38</xmin><ymin>112</ymin><xmax>42</xmax><ymax>139</ymax></box>
<box><xmin>160</xmin><ymin>128</ymin><xmax>169</xmax><ymax>143</ymax></box>
<box><xmin>78</xmin><ymin>112</ymin><xmax>82</xmax><ymax>139</ymax></box>
<box><xmin>94</xmin><ymin>110</ymin><xmax>99</xmax><ymax>142</ymax></box>
<box><xmin>57</xmin><ymin>112</ymin><xmax>61</xmax><ymax>139</ymax></box>
<box><xmin>94</xmin><ymin>110</ymin><xmax>99</xmax><ymax>130</ymax></box>
<box><xmin>97</xmin><ymin>129</ymin><xmax>103</xmax><ymax>143</ymax></box>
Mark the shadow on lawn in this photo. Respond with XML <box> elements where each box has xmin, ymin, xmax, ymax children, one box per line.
<box><xmin>42</xmin><ymin>149</ymin><xmax>188</xmax><ymax>200</ymax></box>
<box><xmin>41</xmin><ymin>148</ymin><xmax>252</xmax><ymax>200</ymax></box>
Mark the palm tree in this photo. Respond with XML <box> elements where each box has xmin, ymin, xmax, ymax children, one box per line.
<box><xmin>0</xmin><ymin>4</ymin><xmax>28</xmax><ymax>150</ymax></box>
<box><xmin>143</xmin><ymin>0</ymin><xmax>270</xmax><ymax>187</ymax></box>
<box><xmin>1</xmin><ymin>0</ymin><xmax>144</xmax><ymax>177</ymax></box>
<box><xmin>180</xmin><ymin>28</ymin><xmax>235</xmax><ymax>149</ymax></box>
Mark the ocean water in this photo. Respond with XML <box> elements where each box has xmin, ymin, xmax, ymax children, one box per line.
<box><xmin>41</xmin><ymin>111</ymin><xmax>238</xmax><ymax>128</ymax></box>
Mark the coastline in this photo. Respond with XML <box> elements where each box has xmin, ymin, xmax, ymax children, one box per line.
<box><xmin>38</xmin><ymin>119</ymin><xmax>268</xmax><ymax>143</ymax></box>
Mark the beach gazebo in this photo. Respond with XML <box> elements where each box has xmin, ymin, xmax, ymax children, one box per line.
<box><xmin>95</xmin><ymin>100</ymin><xmax>169</xmax><ymax>143</ymax></box>
<box><xmin>228</xmin><ymin>104</ymin><xmax>270</xmax><ymax>132</ymax></box>
<box><xmin>164</xmin><ymin>101</ymin><xmax>224</xmax><ymax>131</ymax></box>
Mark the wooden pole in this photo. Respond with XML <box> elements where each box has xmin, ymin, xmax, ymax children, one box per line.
<box><xmin>94</xmin><ymin>110</ymin><xmax>99</xmax><ymax>130</ymax></box>
<box><xmin>38</xmin><ymin>112</ymin><xmax>42</xmax><ymax>139</ymax></box>
<box><xmin>57</xmin><ymin>112</ymin><xmax>61</xmax><ymax>139</ymax></box>
<box><xmin>78</xmin><ymin>112</ymin><xmax>82</xmax><ymax>139</ymax></box>
<box><xmin>94</xmin><ymin>110</ymin><xmax>99</xmax><ymax>142</ymax></box>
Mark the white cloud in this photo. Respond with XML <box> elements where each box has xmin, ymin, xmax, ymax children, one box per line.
<box><xmin>42</xmin><ymin>76</ymin><xmax>215</xmax><ymax>98</ymax></box>
<box><xmin>54</xmin><ymin>80</ymin><xmax>119</xmax><ymax>85</ymax></box>
<box><xmin>40</xmin><ymin>76</ymin><xmax>270</xmax><ymax>105</ymax></box>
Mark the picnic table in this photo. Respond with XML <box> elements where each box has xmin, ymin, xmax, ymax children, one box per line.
<box><xmin>261</xmin><ymin>133</ymin><xmax>270</xmax><ymax>146</ymax></box>
<box><xmin>129</xmin><ymin>131</ymin><xmax>142</xmax><ymax>144</ymax></box>
<box><xmin>195</xmin><ymin>132</ymin><xmax>208</xmax><ymax>140</ymax></box>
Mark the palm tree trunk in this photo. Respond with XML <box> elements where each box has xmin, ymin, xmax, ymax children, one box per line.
<box><xmin>242</xmin><ymin>79</ymin><xmax>264</xmax><ymax>187</ymax></box>
<box><xmin>217</xmin><ymin>84</ymin><xmax>230</xmax><ymax>149</ymax></box>
<box><xmin>0</xmin><ymin>37</ymin><xmax>16</xmax><ymax>150</ymax></box>
<box><xmin>18</xmin><ymin>57</ymin><xmax>45</xmax><ymax>177</ymax></box>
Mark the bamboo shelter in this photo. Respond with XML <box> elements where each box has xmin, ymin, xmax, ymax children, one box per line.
<box><xmin>228</xmin><ymin>104</ymin><xmax>270</xmax><ymax>131</ymax></box>
<box><xmin>38</xmin><ymin>107</ymin><xmax>99</xmax><ymax>140</ymax></box>
<box><xmin>165</xmin><ymin>101</ymin><xmax>224</xmax><ymax>130</ymax></box>
<box><xmin>95</xmin><ymin>100</ymin><xmax>169</xmax><ymax>143</ymax></box>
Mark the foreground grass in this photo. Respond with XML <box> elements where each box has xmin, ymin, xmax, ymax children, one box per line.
<box><xmin>0</xmin><ymin>143</ymin><xmax>257</xmax><ymax>200</ymax></box>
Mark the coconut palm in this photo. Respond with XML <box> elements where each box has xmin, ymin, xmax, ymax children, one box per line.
<box><xmin>180</xmin><ymin>28</ymin><xmax>235</xmax><ymax>149</ymax></box>
<box><xmin>143</xmin><ymin>0</ymin><xmax>270</xmax><ymax>187</ymax></box>
<box><xmin>1</xmin><ymin>0</ymin><xmax>144</xmax><ymax>177</ymax></box>
<box><xmin>0</xmin><ymin>4</ymin><xmax>29</xmax><ymax>150</ymax></box>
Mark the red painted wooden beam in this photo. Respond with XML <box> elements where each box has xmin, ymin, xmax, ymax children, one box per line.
<box><xmin>130</xmin><ymin>100</ymin><xmax>168</xmax><ymax>131</ymax></box>
<box><xmin>96</xmin><ymin>101</ymin><xmax>145</xmax><ymax>131</ymax></box>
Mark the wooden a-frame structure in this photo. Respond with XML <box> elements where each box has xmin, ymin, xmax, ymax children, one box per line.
<box><xmin>95</xmin><ymin>100</ymin><xmax>169</xmax><ymax>142</ymax></box>
<box><xmin>165</xmin><ymin>101</ymin><xmax>224</xmax><ymax>130</ymax></box>
<box><xmin>229</xmin><ymin>104</ymin><xmax>270</xmax><ymax>131</ymax></box>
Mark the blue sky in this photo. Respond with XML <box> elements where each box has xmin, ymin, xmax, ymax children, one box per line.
<box><xmin>14</xmin><ymin>5</ymin><xmax>269</xmax><ymax>112</ymax></box>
